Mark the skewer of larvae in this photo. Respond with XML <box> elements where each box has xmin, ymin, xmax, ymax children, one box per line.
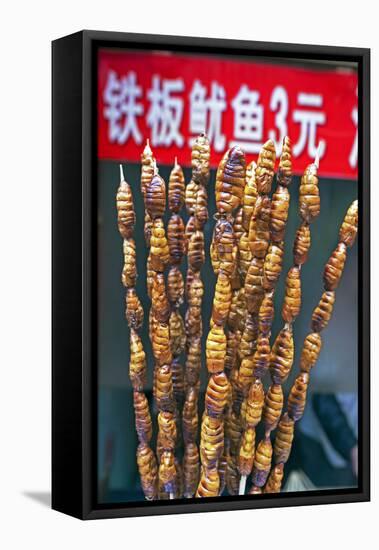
<box><xmin>237</xmin><ymin>140</ymin><xmax>276</xmax><ymax>495</ymax></box>
<box><xmin>266</xmin><ymin>199</ymin><xmax>358</xmax><ymax>494</ymax></box>
<box><xmin>247</xmin><ymin>156</ymin><xmax>320</xmax><ymax>494</ymax></box>
<box><xmin>182</xmin><ymin>134</ymin><xmax>210</xmax><ymax>497</ymax></box>
<box><xmin>197</xmin><ymin>146</ymin><xmax>246</xmax><ymax>498</ymax></box>
<box><xmin>144</xmin><ymin>164</ymin><xmax>178</xmax><ymax>499</ymax></box>
<box><xmin>248</xmin><ymin>138</ymin><xmax>293</xmax><ymax>477</ymax></box>
<box><xmin>167</xmin><ymin>159</ymin><xmax>186</xmax><ymax>482</ymax></box>
<box><xmin>117</xmin><ymin>165</ymin><xmax>158</xmax><ymax>500</ymax></box>
<box><xmin>221</xmin><ymin>161</ymin><xmax>257</xmax><ymax>495</ymax></box>
<box><xmin>269</xmin><ymin>156</ymin><xmax>321</xmax><ymax>390</ymax></box>
<box><xmin>141</xmin><ymin>140</ymin><xmax>155</xmax><ymax>247</ymax></box>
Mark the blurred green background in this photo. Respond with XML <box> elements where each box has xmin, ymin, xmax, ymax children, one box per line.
<box><xmin>97</xmin><ymin>160</ymin><xmax>358</xmax><ymax>503</ymax></box>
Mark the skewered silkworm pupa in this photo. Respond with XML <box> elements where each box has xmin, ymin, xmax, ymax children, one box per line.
<box><xmin>125</xmin><ymin>288</ymin><xmax>144</xmax><ymax>329</ymax></box>
<box><xmin>270</xmin><ymin>327</ymin><xmax>294</xmax><ymax>384</ymax></box>
<box><xmin>136</xmin><ymin>443</ymin><xmax>158</xmax><ymax>500</ymax></box>
<box><xmin>145</xmin><ymin>173</ymin><xmax>166</xmax><ymax>220</ymax></box>
<box><xmin>311</xmin><ymin>291</ymin><xmax>336</xmax><ymax>332</ymax></box>
<box><xmin>129</xmin><ymin>329</ymin><xmax>146</xmax><ymax>391</ymax></box>
<box><xmin>150</xmin><ymin>218</ymin><xmax>170</xmax><ymax>272</ymax></box>
<box><xmin>274</xmin><ymin>413</ymin><xmax>295</xmax><ymax>464</ymax></box>
<box><xmin>262</xmin><ymin>242</ymin><xmax>284</xmax><ymax>291</ymax></box>
<box><xmin>299</xmin><ymin>163</ymin><xmax>320</xmax><ymax>223</ymax></box>
<box><xmin>206</xmin><ymin>324</ymin><xmax>227</xmax><ymax>373</ymax></box>
<box><xmin>252</xmin><ymin>436</ymin><xmax>273</xmax><ymax>487</ymax></box>
<box><xmin>212</xmin><ymin>271</ymin><xmax>232</xmax><ymax>326</ymax></box>
<box><xmin>133</xmin><ymin>390</ymin><xmax>153</xmax><ymax>443</ymax></box>
<box><xmin>242</xmin><ymin>161</ymin><xmax>258</xmax><ymax>231</ymax></box>
<box><xmin>277</xmin><ymin>136</ymin><xmax>292</xmax><ymax>187</ymax></box>
<box><xmin>293</xmin><ymin>223</ymin><xmax>311</xmax><ymax>266</ymax></box>
<box><xmin>196</xmin><ymin>468</ymin><xmax>220</xmax><ymax>498</ymax></box>
<box><xmin>323</xmin><ymin>242</ymin><xmax>347</xmax><ymax>291</ymax></box>
<box><xmin>255</xmin><ymin>139</ymin><xmax>276</xmax><ymax>195</ymax></box>
<box><xmin>167</xmin><ymin>213</ymin><xmax>186</xmax><ymax>266</ymax></box>
<box><xmin>122</xmin><ymin>238</ymin><xmax>137</xmax><ymax>288</ymax></box>
<box><xmin>168</xmin><ymin>160</ymin><xmax>185</xmax><ymax>213</ymax></box>
<box><xmin>215</xmin><ymin>146</ymin><xmax>246</xmax><ymax>214</ymax></box>
<box><xmin>299</xmin><ymin>332</ymin><xmax>322</xmax><ymax>373</ymax></box>
<box><xmin>200</xmin><ymin>415</ymin><xmax>224</xmax><ymax>468</ymax></box>
<box><xmin>191</xmin><ymin>133</ymin><xmax>211</xmax><ymax>183</ymax></box>
<box><xmin>264</xmin><ymin>463</ymin><xmax>284</xmax><ymax>493</ymax></box>
<box><xmin>205</xmin><ymin>372</ymin><xmax>230</xmax><ymax>418</ymax></box>
<box><xmin>263</xmin><ymin>384</ymin><xmax>284</xmax><ymax>433</ymax></box>
<box><xmin>339</xmin><ymin>199</ymin><xmax>358</xmax><ymax>247</ymax></box>
<box><xmin>116</xmin><ymin>168</ymin><xmax>135</xmax><ymax>239</ymax></box>
<box><xmin>287</xmin><ymin>372</ymin><xmax>310</xmax><ymax>422</ymax></box>
<box><xmin>282</xmin><ymin>267</ymin><xmax>301</xmax><ymax>323</ymax></box>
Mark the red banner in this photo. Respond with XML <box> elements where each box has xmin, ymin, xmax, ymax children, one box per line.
<box><xmin>98</xmin><ymin>49</ymin><xmax>358</xmax><ymax>180</ymax></box>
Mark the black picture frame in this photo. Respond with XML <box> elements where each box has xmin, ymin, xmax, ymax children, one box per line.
<box><xmin>52</xmin><ymin>30</ymin><xmax>370</xmax><ymax>520</ymax></box>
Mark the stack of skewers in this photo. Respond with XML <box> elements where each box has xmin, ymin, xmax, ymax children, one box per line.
<box><xmin>115</xmin><ymin>134</ymin><xmax>358</xmax><ymax>500</ymax></box>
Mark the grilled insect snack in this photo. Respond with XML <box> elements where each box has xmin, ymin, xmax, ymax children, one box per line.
<box><xmin>311</xmin><ymin>291</ymin><xmax>336</xmax><ymax>332</ymax></box>
<box><xmin>274</xmin><ymin>413</ymin><xmax>295</xmax><ymax>464</ymax></box>
<box><xmin>252</xmin><ymin>436</ymin><xmax>273</xmax><ymax>487</ymax></box>
<box><xmin>116</xmin><ymin>167</ymin><xmax>135</xmax><ymax>238</ymax></box>
<box><xmin>264</xmin><ymin>463</ymin><xmax>284</xmax><ymax>493</ymax></box>
<box><xmin>215</xmin><ymin>146</ymin><xmax>246</xmax><ymax>214</ymax></box>
<box><xmin>299</xmin><ymin>162</ymin><xmax>320</xmax><ymax>223</ymax></box>
<box><xmin>122</xmin><ymin>238</ymin><xmax>137</xmax><ymax>288</ymax></box>
<box><xmin>125</xmin><ymin>288</ymin><xmax>144</xmax><ymax>330</ymax></box>
<box><xmin>206</xmin><ymin>324</ymin><xmax>227</xmax><ymax>373</ymax></box>
<box><xmin>168</xmin><ymin>159</ymin><xmax>185</xmax><ymax>213</ymax></box>
<box><xmin>255</xmin><ymin>139</ymin><xmax>276</xmax><ymax>195</ymax></box>
<box><xmin>282</xmin><ymin>267</ymin><xmax>301</xmax><ymax>323</ymax></box>
<box><xmin>196</xmin><ymin>468</ymin><xmax>220</xmax><ymax>498</ymax></box>
<box><xmin>323</xmin><ymin>242</ymin><xmax>347</xmax><ymax>291</ymax></box>
<box><xmin>339</xmin><ymin>200</ymin><xmax>358</xmax><ymax>247</ymax></box>
<box><xmin>167</xmin><ymin>213</ymin><xmax>186</xmax><ymax>266</ymax></box>
<box><xmin>242</xmin><ymin>161</ymin><xmax>258</xmax><ymax>231</ymax></box>
<box><xmin>287</xmin><ymin>372</ymin><xmax>309</xmax><ymax>422</ymax></box>
<box><xmin>129</xmin><ymin>329</ymin><xmax>147</xmax><ymax>391</ymax></box>
<box><xmin>133</xmin><ymin>390</ymin><xmax>153</xmax><ymax>443</ymax></box>
<box><xmin>270</xmin><ymin>328</ymin><xmax>294</xmax><ymax>384</ymax></box>
<box><xmin>263</xmin><ymin>384</ymin><xmax>284</xmax><ymax>433</ymax></box>
<box><xmin>137</xmin><ymin>443</ymin><xmax>158</xmax><ymax>500</ymax></box>
<box><xmin>293</xmin><ymin>223</ymin><xmax>311</xmax><ymax>266</ymax></box>
<box><xmin>299</xmin><ymin>332</ymin><xmax>322</xmax><ymax>373</ymax></box>
<box><xmin>150</xmin><ymin>218</ymin><xmax>170</xmax><ymax>272</ymax></box>
<box><xmin>145</xmin><ymin>173</ymin><xmax>166</xmax><ymax>220</ymax></box>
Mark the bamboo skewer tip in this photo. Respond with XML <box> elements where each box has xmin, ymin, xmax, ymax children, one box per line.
<box><xmin>119</xmin><ymin>164</ymin><xmax>125</xmax><ymax>182</ymax></box>
<box><xmin>314</xmin><ymin>144</ymin><xmax>322</xmax><ymax>169</ymax></box>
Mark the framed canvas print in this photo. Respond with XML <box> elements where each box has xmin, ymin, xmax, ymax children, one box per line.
<box><xmin>52</xmin><ymin>30</ymin><xmax>370</xmax><ymax>520</ymax></box>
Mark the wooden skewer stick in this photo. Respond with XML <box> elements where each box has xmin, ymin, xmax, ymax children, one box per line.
<box><xmin>119</xmin><ymin>163</ymin><xmax>125</xmax><ymax>181</ymax></box>
<box><xmin>239</xmin><ymin>475</ymin><xmax>247</xmax><ymax>496</ymax></box>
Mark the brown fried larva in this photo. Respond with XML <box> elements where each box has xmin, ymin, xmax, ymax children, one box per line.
<box><xmin>339</xmin><ymin>200</ymin><xmax>358</xmax><ymax>248</ymax></box>
<box><xmin>168</xmin><ymin>160</ymin><xmax>185</xmax><ymax>213</ymax></box>
<box><xmin>299</xmin><ymin>163</ymin><xmax>320</xmax><ymax>223</ymax></box>
<box><xmin>116</xmin><ymin>173</ymin><xmax>135</xmax><ymax>238</ymax></box>
<box><xmin>215</xmin><ymin>146</ymin><xmax>246</xmax><ymax>214</ymax></box>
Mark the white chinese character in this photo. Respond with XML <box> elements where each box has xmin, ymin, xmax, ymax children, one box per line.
<box><xmin>230</xmin><ymin>85</ymin><xmax>264</xmax><ymax>153</ymax></box>
<box><xmin>147</xmin><ymin>76</ymin><xmax>184</xmax><ymax>147</ymax></box>
<box><xmin>188</xmin><ymin>80</ymin><xmax>226</xmax><ymax>152</ymax></box>
<box><xmin>349</xmin><ymin>89</ymin><xmax>358</xmax><ymax>169</ymax></box>
<box><xmin>293</xmin><ymin>93</ymin><xmax>326</xmax><ymax>159</ymax></box>
<box><xmin>103</xmin><ymin>70</ymin><xmax>144</xmax><ymax>145</ymax></box>
<box><xmin>268</xmin><ymin>86</ymin><xmax>288</xmax><ymax>155</ymax></box>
